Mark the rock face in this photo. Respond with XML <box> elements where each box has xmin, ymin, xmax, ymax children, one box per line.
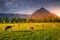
<box><xmin>31</xmin><ymin>7</ymin><xmax>58</xmax><ymax>21</ymax></box>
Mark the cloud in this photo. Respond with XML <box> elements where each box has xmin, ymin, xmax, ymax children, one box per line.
<box><xmin>0</xmin><ymin>0</ymin><xmax>60</xmax><ymax>14</ymax></box>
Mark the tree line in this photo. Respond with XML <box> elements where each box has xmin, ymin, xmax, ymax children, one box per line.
<box><xmin>0</xmin><ymin>16</ymin><xmax>60</xmax><ymax>23</ymax></box>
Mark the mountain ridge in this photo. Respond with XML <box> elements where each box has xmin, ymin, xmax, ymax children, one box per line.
<box><xmin>0</xmin><ymin>13</ymin><xmax>31</xmax><ymax>18</ymax></box>
<box><xmin>31</xmin><ymin>7</ymin><xmax>58</xmax><ymax>20</ymax></box>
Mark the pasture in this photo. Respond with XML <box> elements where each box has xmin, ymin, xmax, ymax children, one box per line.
<box><xmin>0</xmin><ymin>23</ymin><xmax>60</xmax><ymax>40</ymax></box>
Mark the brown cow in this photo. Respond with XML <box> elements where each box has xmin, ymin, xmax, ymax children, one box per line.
<box><xmin>30</xmin><ymin>26</ymin><xmax>34</xmax><ymax>30</ymax></box>
<box><xmin>5</xmin><ymin>26</ymin><xmax>12</xmax><ymax>31</ymax></box>
<box><xmin>42</xmin><ymin>24</ymin><xmax>44</xmax><ymax>27</ymax></box>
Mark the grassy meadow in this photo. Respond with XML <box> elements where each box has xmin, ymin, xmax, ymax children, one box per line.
<box><xmin>0</xmin><ymin>23</ymin><xmax>60</xmax><ymax>40</ymax></box>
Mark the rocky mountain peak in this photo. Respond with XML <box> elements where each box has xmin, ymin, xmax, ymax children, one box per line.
<box><xmin>34</xmin><ymin>7</ymin><xmax>50</xmax><ymax>14</ymax></box>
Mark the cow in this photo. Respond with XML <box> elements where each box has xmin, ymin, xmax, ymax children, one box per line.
<box><xmin>30</xmin><ymin>26</ymin><xmax>34</xmax><ymax>30</ymax></box>
<box><xmin>5</xmin><ymin>26</ymin><xmax>13</xmax><ymax>31</ymax></box>
<box><xmin>36</xmin><ymin>25</ymin><xmax>38</xmax><ymax>26</ymax></box>
<box><xmin>42</xmin><ymin>24</ymin><xmax>44</xmax><ymax>27</ymax></box>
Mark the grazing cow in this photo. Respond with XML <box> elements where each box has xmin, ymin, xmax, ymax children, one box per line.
<box><xmin>5</xmin><ymin>26</ymin><xmax>12</xmax><ymax>31</ymax></box>
<box><xmin>42</xmin><ymin>24</ymin><xmax>44</xmax><ymax>27</ymax></box>
<box><xmin>18</xmin><ymin>24</ymin><xmax>20</xmax><ymax>26</ymax></box>
<box><xmin>36</xmin><ymin>25</ymin><xmax>38</xmax><ymax>26</ymax></box>
<box><xmin>30</xmin><ymin>26</ymin><xmax>34</xmax><ymax>30</ymax></box>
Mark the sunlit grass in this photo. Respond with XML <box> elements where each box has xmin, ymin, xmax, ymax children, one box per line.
<box><xmin>0</xmin><ymin>23</ymin><xmax>60</xmax><ymax>31</ymax></box>
<box><xmin>0</xmin><ymin>23</ymin><xmax>60</xmax><ymax>40</ymax></box>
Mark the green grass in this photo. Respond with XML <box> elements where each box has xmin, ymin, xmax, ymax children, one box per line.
<box><xmin>0</xmin><ymin>29</ymin><xmax>60</xmax><ymax>40</ymax></box>
<box><xmin>0</xmin><ymin>23</ymin><xmax>60</xmax><ymax>40</ymax></box>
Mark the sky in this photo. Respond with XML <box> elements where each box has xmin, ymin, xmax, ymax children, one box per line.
<box><xmin>0</xmin><ymin>0</ymin><xmax>60</xmax><ymax>16</ymax></box>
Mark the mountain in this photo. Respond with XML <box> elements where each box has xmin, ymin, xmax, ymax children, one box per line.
<box><xmin>0</xmin><ymin>13</ymin><xmax>31</xmax><ymax>18</ymax></box>
<box><xmin>31</xmin><ymin>7</ymin><xmax>58</xmax><ymax>21</ymax></box>
<box><xmin>34</xmin><ymin>7</ymin><xmax>50</xmax><ymax>14</ymax></box>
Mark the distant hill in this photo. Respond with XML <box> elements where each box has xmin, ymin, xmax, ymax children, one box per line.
<box><xmin>0</xmin><ymin>13</ymin><xmax>31</xmax><ymax>18</ymax></box>
<box><xmin>31</xmin><ymin>7</ymin><xmax>59</xmax><ymax>22</ymax></box>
